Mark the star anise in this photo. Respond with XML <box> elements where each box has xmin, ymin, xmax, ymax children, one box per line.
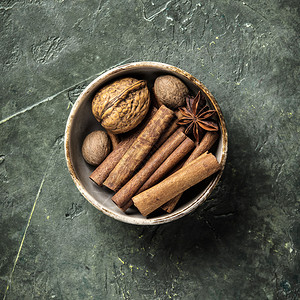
<box><xmin>177</xmin><ymin>91</ymin><xmax>218</xmax><ymax>144</ymax></box>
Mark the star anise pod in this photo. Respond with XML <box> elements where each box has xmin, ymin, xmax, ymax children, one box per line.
<box><xmin>177</xmin><ymin>91</ymin><xmax>218</xmax><ymax>144</ymax></box>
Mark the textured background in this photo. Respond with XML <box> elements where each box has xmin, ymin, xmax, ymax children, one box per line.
<box><xmin>0</xmin><ymin>0</ymin><xmax>299</xmax><ymax>299</ymax></box>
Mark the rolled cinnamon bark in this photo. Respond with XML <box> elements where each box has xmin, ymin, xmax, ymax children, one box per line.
<box><xmin>161</xmin><ymin>131</ymin><xmax>219</xmax><ymax>212</ymax></box>
<box><xmin>183</xmin><ymin>131</ymin><xmax>219</xmax><ymax>163</ymax></box>
<box><xmin>89</xmin><ymin>136</ymin><xmax>137</xmax><ymax>186</ymax></box>
<box><xmin>155</xmin><ymin>110</ymin><xmax>183</xmax><ymax>148</ymax></box>
<box><xmin>111</xmin><ymin>128</ymin><xmax>187</xmax><ymax>210</ymax></box>
<box><xmin>137</xmin><ymin>136</ymin><xmax>195</xmax><ymax>194</ymax></box>
<box><xmin>132</xmin><ymin>152</ymin><xmax>221</xmax><ymax>216</ymax></box>
<box><xmin>103</xmin><ymin>105</ymin><xmax>174</xmax><ymax>191</ymax></box>
<box><xmin>106</xmin><ymin>131</ymin><xmax>120</xmax><ymax>150</ymax></box>
<box><xmin>89</xmin><ymin>107</ymin><xmax>157</xmax><ymax>186</ymax></box>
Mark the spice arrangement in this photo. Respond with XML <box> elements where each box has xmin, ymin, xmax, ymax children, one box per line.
<box><xmin>85</xmin><ymin>75</ymin><xmax>221</xmax><ymax>216</ymax></box>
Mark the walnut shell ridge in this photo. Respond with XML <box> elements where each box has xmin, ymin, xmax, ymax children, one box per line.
<box><xmin>92</xmin><ymin>77</ymin><xmax>150</xmax><ymax>134</ymax></box>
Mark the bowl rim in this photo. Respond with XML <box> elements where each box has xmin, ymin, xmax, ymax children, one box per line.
<box><xmin>64</xmin><ymin>61</ymin><xmax>228</xmax><ymax>225</ymax></box>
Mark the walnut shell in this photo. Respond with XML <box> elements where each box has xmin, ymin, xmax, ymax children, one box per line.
<box><xmin>82</xmin><ymin>131</ymin><xmax>111</xmax><ymax>166</ymax></box>
<box><xmin>92</xmin><ymin>77</ymin><xmax>150</xmax><ymax>134</ymax></box>
<box><xmin>154</xmin><ymin>75</ymin><xmax>189</xmax><ymax>109</ymax></box>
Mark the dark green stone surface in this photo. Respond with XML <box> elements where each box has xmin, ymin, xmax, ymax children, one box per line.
<box><xmin>1</xmin><ymin>0</ymin><xmax>299</xmax><ymax>299</ymax></box>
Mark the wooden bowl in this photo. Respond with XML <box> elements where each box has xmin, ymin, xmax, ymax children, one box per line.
<box><xmin>64</xmin><ymin>62</ymin><xmax>228</xmax><ymax>225</ymax></box>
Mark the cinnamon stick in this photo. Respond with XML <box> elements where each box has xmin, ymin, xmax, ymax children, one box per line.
<box><xmin>155</xmin><ymin>110</ymin><xmax>184</xmax><ymax>148</ymax></box>
<box><xmin>106</xmin><ymin>131</ymin><xmax>120</xmax><ymax>150</ymax></box>
<box><xmin>137</xmin><ymin>136</ymin><xmax>195</xmax><ymax>194</ymax></box>
<box><xmin>162</xmin><ymin>131</ymin><xmax>219</xmax><ymax>212</ymax></box>
<box><xmin>132</xmin><ymin>152</ymin><xmax>221</xmax><ymax>216</ymax></box>
<box><xmin>183</xmin><ymin>131</ymin><xmax>219</xmax><ymax>164</ymax></box>
<box><xmin>111</xmin><ymin>128</ymin><xmax>187</xmax><ymax>210</ymax></box>
<box><xmin>89</xmin><ymin>107</ymin><xmax>157</xmax><ymax>185</ymax></box>
<box><xmin>103</xmin><ymin>105</ymin><xmax>174</xmax><ymax>191</ymax></box>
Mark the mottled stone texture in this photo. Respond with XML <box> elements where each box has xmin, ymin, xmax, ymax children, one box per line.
<box><xmin>0</xmin><ymin>0</ymin><xmax>299</xmax><ymax>299</ymax></box>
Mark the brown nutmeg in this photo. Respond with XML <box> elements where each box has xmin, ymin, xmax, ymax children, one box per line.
<box><xmin>92</xmin><ymin>77</ymin><xmax>150</xmax><ymax>134</ymax></box>
<box><xmin>154</xmin><ymin>75</ymin><xmax>189</xmax><ymax>109</ymax></box>
<box><xmin>82</xmin><ymin>131</ymin><xmax>111</xmax><ymax>166</ymax></box>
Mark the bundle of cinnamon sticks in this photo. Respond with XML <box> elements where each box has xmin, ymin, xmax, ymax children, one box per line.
<box><xmin>89</xmin><ymin>104</ymin><xmax>221</xmax><ymax>216</ymax></box>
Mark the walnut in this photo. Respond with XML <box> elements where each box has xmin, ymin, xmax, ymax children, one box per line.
<box><xmin>153</xmin><ymin>75</ymin><xmax>189</xmax><ymax>109</ymax></box>
<box><xmin>82</xmin><ymin>131</ymin><xmax>111</xmax><ymax>166</ymax></box>
<box><xmin>92</xmin><ymin>77</ymin><xmax>150</xmax><ymax>134</ymax></box>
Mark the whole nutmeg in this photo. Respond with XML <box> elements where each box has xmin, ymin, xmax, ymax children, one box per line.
<box><xmin>92</xmin><ymin>77</ymin><xmax>150</xmax><ymax>134</ymax></box>
<box><xmin>154</xmin><ymin>75</ymin><xmax>189</xmax><ymax>109</ymax></box>
<box><xmin>82</xmin><ymin>131</ymin><xmax>111</xmax><ymax>166</ymax></box>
